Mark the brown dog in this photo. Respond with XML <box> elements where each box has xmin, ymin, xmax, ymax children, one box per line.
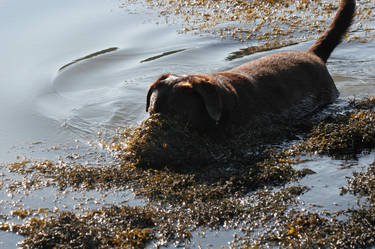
<box><xmin>146</xmin><ymin>0</ymin><xmax>356</xmax><ymax>133</ymax></box>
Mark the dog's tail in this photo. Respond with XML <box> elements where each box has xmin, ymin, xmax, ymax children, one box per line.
<box><xmin>308</xmin><ymin>0</ymin><xmax>356</xmax><ymax>63</ymax></box>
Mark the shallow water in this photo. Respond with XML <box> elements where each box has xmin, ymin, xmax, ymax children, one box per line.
<box><xmin>1</xmin><ymin>0</ymin><xmax>375</xmax><ymax>248</ymax></box>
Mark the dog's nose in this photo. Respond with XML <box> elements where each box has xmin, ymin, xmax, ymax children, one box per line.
<box><xmin>147</xmin><ymin>105</ymin><xmax>156</xmax><ymax>113</ymax></box>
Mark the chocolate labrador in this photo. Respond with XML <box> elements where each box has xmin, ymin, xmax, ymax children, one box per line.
<box><xmin>146</xmin><ymin>0</ymin><xmax>356</xmax><ymax>133</ymax></box>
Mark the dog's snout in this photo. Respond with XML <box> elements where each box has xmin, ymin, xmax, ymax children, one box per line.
<box><xmin>147</xmin><ymin>101</ymin><xmax>157</xmax><ymax>113</ymax></box>
<box><xmin>147</xmin><ymin>90</ymin><xmax>160</xmax><ymax>113</ymax></box>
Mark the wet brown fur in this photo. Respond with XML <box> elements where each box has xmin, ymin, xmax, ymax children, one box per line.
<box><xmin>146</xmin><ymin>0</ymin><xmax>356</xmax><ymax>134</ymax></box>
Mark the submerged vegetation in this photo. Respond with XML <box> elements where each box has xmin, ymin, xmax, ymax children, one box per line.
<box><xmin>122</xmin><ymin>0</ymin><xmax>375</xmax><ymax>46</ymax></box>
<box><xmin>1</xmin><ymin>96</ymin><xmax>375</xmax><ymax>248</ymax></box>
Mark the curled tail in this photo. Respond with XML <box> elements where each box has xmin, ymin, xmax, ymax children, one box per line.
<box><xmin>308</xmin><ymin>0</ymin><xmax>356</xmax><ymax>63</ymax></box>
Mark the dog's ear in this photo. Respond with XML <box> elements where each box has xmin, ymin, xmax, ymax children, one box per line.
<box><xmin>192</xmin><ymin>80</ymin><xmax>222</xmax><ymax>122</ymax></box>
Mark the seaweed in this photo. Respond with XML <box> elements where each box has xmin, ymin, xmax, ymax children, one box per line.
<box><xmin>1</xmin><ymin>206</ymin><xmax>154</xmax><ymax>249</ymax></box>
<box><xmin>298</xmin><ymin>110</ymin><xmax>375</xmax><ymax>157</ymax></box>
<box><xmin>122</xmin><ymin>0</ymin><xmax>375</xmax><ymax>43</ymax></box>
<box><xmin>2</xmin><ymin>97</ymin><xmax>375</xmax><ymax>248</ymax></box>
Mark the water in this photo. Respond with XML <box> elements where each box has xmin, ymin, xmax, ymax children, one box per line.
<box><xmin>1</xmin><ymin>0</ymin><xmax>375</xmax><ymax>248</ymax></box>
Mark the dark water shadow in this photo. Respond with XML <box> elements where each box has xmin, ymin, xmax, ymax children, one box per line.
<box><xmin>140</xmin><ymin>49</ymin><xmax>186</xmax><ymax>63</ymax></box>
<box><xmin>59</xmin><ymin>47</ymin><xmax>119</xmax><ymax>71</ymax></box>
<box><xmin>226</xmin><ymin>41</ymin><xmax>298</xmax><ymax>61</ymax></box>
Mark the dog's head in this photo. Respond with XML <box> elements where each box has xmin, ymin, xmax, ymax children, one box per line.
<box><xmin>146</xmin><ymin>73</ymin><xmax>223</xmax><ymax>130</ymax></box>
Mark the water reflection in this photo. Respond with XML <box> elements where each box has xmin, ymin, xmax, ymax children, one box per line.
<box><xmin>225</xmin><ymin>41</ymin><xmax>299</xmax><ymax>61</ymax></box>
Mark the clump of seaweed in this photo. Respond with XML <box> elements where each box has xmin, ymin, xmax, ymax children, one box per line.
<box><xmin>7</xmin><ymin>159</ymin><xmax>136</xmax><ymax>191</ymax></box>
<box><xmin>110</xmin><ymin>114</ymin><xmax>224</xmax><ymax>170</ymax></box>
<box><xmin>297</xmin><ymin>110</ymin><xmax>375</xmax><ymax>157</ymax></box>
<box><xmin>111</xmin><ymin>113</ymin><xmax>306</xmax><ymax>166</ymax></box>
<box><xmin>1</xmin><ymin>206</ymin><xmax>155</xmax><ymax>249</ymax></box>
<box><xmin>341</xmin><ymin>160</ymin><xmax>375</xmax><ymax>204</ymax></box>
<box><xmin>349</xmin><ymin>95</ymin><xmax>375</xmax><ymax>110</ymax></box>
<box><xmin>108</xmin><ymin>113</ymin><xmax>311</xmax><ymax>190</ymax></box>
<box><xmin>239</xmin><ymin>207</ymin><xmax>375</xmax><ymax>249</ymax></box>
